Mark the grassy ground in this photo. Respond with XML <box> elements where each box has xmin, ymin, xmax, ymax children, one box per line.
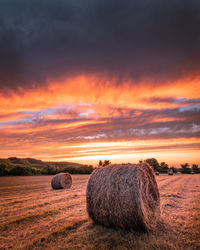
<box><xmin>0</xmin><ymin>174</ymin><xmax>199</xmax><ymax>249</ymax></box>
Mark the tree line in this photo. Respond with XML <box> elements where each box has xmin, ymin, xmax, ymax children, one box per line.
<box><xmin>97</xmin><ymin>159</ymin><xmax>200</xmax><ymax>174</ymax></box>
<box><xmin>143</xmin><ymin>158</ymin><xmax>200</xmax><ymax>174</ymax></box>
<box><xmin>0</xmin><ymin>157</ymin><xmax>199</xmax><ymax>176</ymax></box>
<box><xmin>0</xmin><ymin>163</ymin><xmax>93</xmax><ymax>176</ymax></box>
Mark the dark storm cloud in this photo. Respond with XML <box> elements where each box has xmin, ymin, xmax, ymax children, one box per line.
<box><xmin>0</xmin><ymin>0</ymin><xmax>200</xmax><ymax>90</ymax></box>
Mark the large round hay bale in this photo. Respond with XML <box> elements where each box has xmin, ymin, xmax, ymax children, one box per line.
<box><xmin>51</xmin><ymin>173</ymin><xmax>72</xmax><ymax>189</ymax></box>
<box><xmin>86</xmin><ymin>163</ymin><xmax>160</xmax><ymax>231</ymax></box>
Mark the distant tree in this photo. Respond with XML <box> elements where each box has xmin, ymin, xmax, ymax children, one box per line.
<box><xmin>0</xmin><ymin>163</ymin><xmax>9</xmax><ymax>176</ymax></box>
<box><xmin>88</xmin><ymin>165</ymin><xmax>94</xmax><ymax>173</ymax></box>
<box><xmin>103</xmin><ymin>160</ymin><xmax>111</xmax><ymax>167</ymax></box>
<box><xmin>192</xmin><ymin>164</ymin><xmax>200</xmax><ymax>173</ymax></box>
<box><xmin>139</xmin><ymin>159</ymin><xmax>143</xmax><ymax>164</ymax></box>
<box><xmin>30</xmin><ymin>167</ymin><xmax>41</xmax><ymax>175</ymax></box>
<box><xmin>98</xmin><ymin>160</ymin><xmax>103</xmax><ymax>168</ymax></box>
<box><xmin>63</xmin><ymin>166</ymin><xmax>76</xmax><ymax>174</ymax></box>
<box><xmin>160</xmin><ymin>162</ymin><xmax>169</xmax><ymax>173</ymax></box>
<box><xmin>81</xmin><ymin>165</ymin><xmax>93</xmax><ymax>174</ymax></box>
<box><xmin>180</xmin><ymin>163</ymin><xmax>191</xmax><ymax>174</ymax></box>
<box><xmin>170</xmin><ymin>166</ymin><xmax>178</xmax><ymax>173</ymax></box>
<box><xmin>41</xmin><ymin>165</ymin><xmax>57</xmax><ymax>175</ymax></box>
<box><xmin>63</xmin><ymin>165</ymin><xmax>93</xmax><ymax>174</ymax></box>
<box><xmin>98</xmin><ymin>160</ymin><xmax>111</xmax><ymax>167</ymax></box>
<box><xmin>9</xmin><ymin>165</ymin><xmax>32</xmax><ymax>176</ymax></box>
<box><xmin>145</xmin><ymin>158</ymin><xmax>160</xmax><ymax>172</ymax></box>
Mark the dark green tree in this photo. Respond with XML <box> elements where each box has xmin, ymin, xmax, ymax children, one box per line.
<box><xmin>63</xmin><ymin>165</ymin><xmax>93</xmax><ymax>174</ymax></box>
<box><xmin>98</xmin><ymin>160</ymin><xmax>111</xmax><ymax>167</ymax></box>
<box><xmin>30</xmin><ymin>167</ymin><xmax>41</xmax><ymax>175</ymax></box>
<box><xmin>192</xmin><ymin>164</ymin><xmax>199</xmax><ymax>173</ymax></box>
<box><xmin>9</xmin><ymin>165</ymin><xmax>32</xmax><ymax>176</ymax></box>
<box><xmin>160</xmin><ymin>162</ymin><xmax>169</xmax><ymax>173</ymax></box>
<box><xmin>41</xmin><ymin>165</ymin><xmax>57</xmax><ymax>175</ymax></box>
<box><xmin>180</xmin><ymin>163</ymin><xmax>191</xmax><ymax>174</ymax></box>
<box><xmin>145</xmin><ymin>158</ymin><xmax>160</xmax><ymax>172</ymax></box>
<box><xmin>98</xmin><ymin>160</ymin><xmax>103</xmax><ymax>167</ymax></box>
<box><xmin>170</xmin><ymin>166</ymin><xmax>178</xmax><ymax>173</ymax></box>
<box><xmin>103</xmin><ymin>160</ymin><xmax>111</xmax><ymax>167</ymax></box>
<box><xmin>0</xmin><ymin>163</ymin><xmax>9</xmax><ymax>176</ymax></box>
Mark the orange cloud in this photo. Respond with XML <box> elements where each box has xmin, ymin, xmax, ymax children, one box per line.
<box><xmin>0</xmin><ymin>73</ymin><xmax>199</xmax><ymax>165</ymax></box>
<box><xmin>0</xmin><ymin>73</ymin><xmax>200</xmax><ymax>114</ymax></box>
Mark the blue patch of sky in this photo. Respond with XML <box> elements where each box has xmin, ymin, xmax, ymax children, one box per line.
<box><xmin>0</xmin><ymin>103</ymin><xmax>93</xmax><ymax>126</ymax></box>
<box><xmin>178</xmin><ymin>103</ymin><xmax>200</xmax><ymax>112</ymax></box>
<box><xmin>174</xmin><ymin>97</ymin><xmax>200</xmax><ymax>104</ymax></box>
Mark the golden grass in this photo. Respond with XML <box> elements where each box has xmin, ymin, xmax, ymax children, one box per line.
<box><xmin>0</xmin><ymin>174</ymin><xmax>199</xmax><ymax>249</ymax></box>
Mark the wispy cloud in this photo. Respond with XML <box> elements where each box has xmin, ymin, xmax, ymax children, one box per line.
<box><xmin>0</xmin><ymin>98</ymin><xmax>199</xmax><ymax>164</ymax></box>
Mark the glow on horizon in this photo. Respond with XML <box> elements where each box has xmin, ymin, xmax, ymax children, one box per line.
<box><xmin>45</xmin><ymin>149</ymin><xmax>200</xmax><ymax>167</ymax></box>
<box><xmin>19</xmin><ymin>138</ymin><xmax>200</xmax><ymax>166</ymax></box>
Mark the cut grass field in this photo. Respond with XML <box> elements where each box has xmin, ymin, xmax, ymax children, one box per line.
<box><xmin>0</xmin><ymin>174</ymin><xmax>200</xmax><ymax>249</ymax></box>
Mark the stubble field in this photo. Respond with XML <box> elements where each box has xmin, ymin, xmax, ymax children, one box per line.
<box><xmin>0</xmin><ymin>174</ymin><xmax>200</xmax><ymax>249</ymax></box>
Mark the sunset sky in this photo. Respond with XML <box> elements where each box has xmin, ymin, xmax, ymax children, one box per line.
<box><xmin>0</xmin><ymin>0</ymin><xmax>200</xmax><ymax>166</ymax></box>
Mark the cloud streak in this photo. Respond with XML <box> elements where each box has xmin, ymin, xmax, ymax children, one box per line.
<box><xmin>0</xmin><ymin>100</ymin><xmax>199</xmax><ymax>164</ymax></box>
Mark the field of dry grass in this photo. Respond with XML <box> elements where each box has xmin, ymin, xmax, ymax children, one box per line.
<box><xmin>0</xmin><ymin>174</ymin><xmax>200</xmax><ymax>249</ymax></box>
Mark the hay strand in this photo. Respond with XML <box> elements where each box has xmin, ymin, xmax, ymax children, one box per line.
<box><xmin>51</xmin><ymin>172</ymin><xmax>72</xmax><ymax>189</ymax></box>
<box><xmin>86</xmin><ymin>163</ymin><xmax>160</xmax><ymax>231</ymax></box>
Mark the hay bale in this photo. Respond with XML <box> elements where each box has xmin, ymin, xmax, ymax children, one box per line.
<box><xmin>155</xmin><ymin>171</ymin><xmax>160</xmax><ymax>176</ymax></box>
<box><xmin>168</xmin><ymin>169</ymin><xmax>173</xmax><ymax>175</ymax></box>
<box><xmin>51</xmin><ymin>173</ymin><xmax>72</xmax><ymax>189</ymax></box>
<box><xmin>86</xmin><ymin>163</ymin><xmax>160</xmax><ymax>231</ymax></box>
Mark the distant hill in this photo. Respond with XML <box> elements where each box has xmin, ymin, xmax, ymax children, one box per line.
<box><xmin>0</xmin><ymin>157</ymin><xmax>93</xmax><ymax>175</ymax></box>
<box><xmin>0</xmin><ymin>157</ymin><xmax>89</xmax><ymax>171</ymax></box>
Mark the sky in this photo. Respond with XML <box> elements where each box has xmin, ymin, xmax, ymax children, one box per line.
<box><xmin>0</xmin><ymin>0</ymin><xmax>200</xmax><ymax>166</ymax></box>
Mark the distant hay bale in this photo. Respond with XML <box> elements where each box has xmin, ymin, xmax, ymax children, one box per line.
<box><xmin>51</xmin><ymin>173</ymin><xmax>72</xmax><ymax>189</ymax></box>
<box><xmin>168</xmin><ymin>169</ymin><xmax>173</xmax><ymax>175</ymax></box>
<box><xmin>86</xmin><ymin>163</ymin><xmax>160</xmax><ymax>232</ymax></box>
<box><xmin>155</xmin><ymin>171</ymin><xmax>160</xmax><ymax>176</ymax></box>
